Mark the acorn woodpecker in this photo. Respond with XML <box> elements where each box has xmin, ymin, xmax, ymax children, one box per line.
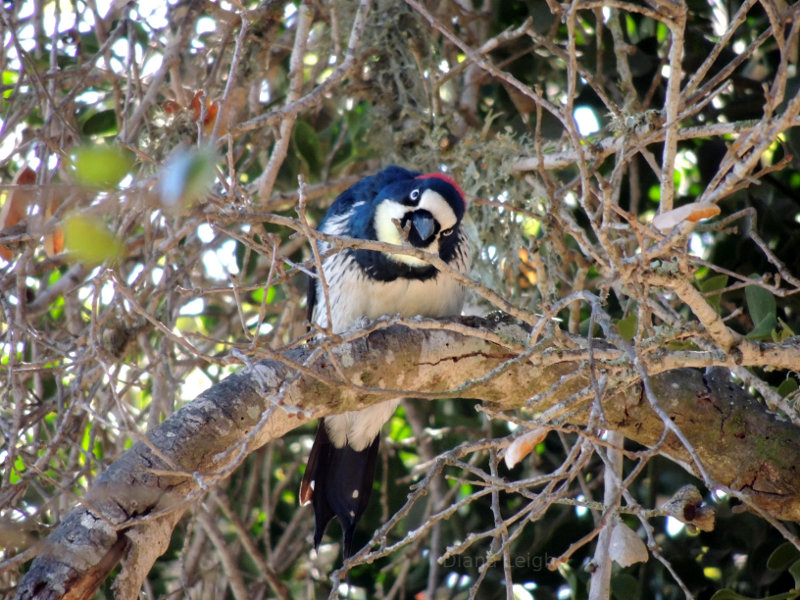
<box><xmin>300</xmin><ymin>165</ymin><xmax>470</xmax><ymax>558</ymax></box>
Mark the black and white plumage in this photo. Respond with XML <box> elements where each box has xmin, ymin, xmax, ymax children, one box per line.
<box><xmin>299</xmin><ymin>165</ymin><xmax>470</xmax><ymax>558</ymax></box>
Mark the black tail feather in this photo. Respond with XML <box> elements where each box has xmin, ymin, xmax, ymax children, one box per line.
<box><xmin>301</xmin><ymin>420</ymin><xmax>380</xmax><ymax>558</ymax></box>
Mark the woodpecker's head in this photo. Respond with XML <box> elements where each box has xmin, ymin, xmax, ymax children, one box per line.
<box><xmin>317</xmin><ymin>166</ymin><xmax>469</xmax><ymax>283</ymax></box>
<box><xmin>368</xmin><ymin>171</ymin><xmax>466</xmax><ymax>269</ymax></box>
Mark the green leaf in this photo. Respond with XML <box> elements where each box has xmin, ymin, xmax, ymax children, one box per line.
<box><xmin>745</xmin><ymin>284</ymin><xmax>777</xmax><ymax>339</ymax></box>
<box><xmin>708</xmin><ymin>590</ymin><xmax>797</xmax><ymax>600</ymax></box>
<box><xmin>293</xmin><ymin>119</ymin><xmax>323</xmax><ymax>175</ymax></box>
<box><xmin>64</xmin><ymin>214</ymin><xmax>125</xmax><ymax>265</ymax></box>
<box><xmin>389</xmin><ymin>416</ymin><xmax>411</xmax><ymax>442</ymax></box>
<box><xmin>611</xmin><ymin>574</ymin><xmax>638</xmax><ymax>600</ymax></box>
<box><xmin>776</xmin><ymin>378</ymin><xmax>798</xmax><ymax>398</ymax></box>
<box><xmin>72</xmin><ymin>145</ymin><xmax>132</xmax><ymax>189</ymax></box>
<box><xmin>768</xmin><ymin>542</ymin><xmax>800</xmax><ymax>571</ymax></box>
<box><xmin>789</xmin><ymin>559</ymin><xmax>800</xmax><ymax>589</ymax></box>
<box><xmin>625</xmin><ymin>14</ymin><xmax>636</xmax><ymax>38</ymax></box>
<box><xmin>711</xmin><ymin>556</ymin><xmax>800</xmax><ymax>600</ymax></box>
<box><xmin>709</xmin><ymin>591</ymin><xmax>753</xmax><ymax>600</ymax></box>
<box><xmin>79</xmin><ymin>31</ymin><xmax>100</xmax><ymax>55</ymax></box>
<box><xmin>130</xmin><ymin>21</ymin><xmax>149</xmax><ymax>46</ymax></box>
<box><xmin>2</xmin><ymin>70</ymin><xmax>17</xmax><ymax>99</ymax></box>
<box><xmin>9</xmin><ymin>454</ymin><xmax>25</xmax><ymax>484</ymax></box>
<box><xmin>522</xmin><ymin>217</ymin><xmax>541</xmax><ymax>237</ymax></box>
<box><xmin>656</xmin><ymin>21</ymin><xmax>668</xmax><ymax>43</ymax></box>
<box><xmin>698</xmin><ymin>274</ymin><xmax>728</xmax><ymax>313</ymax></box>
<box><xmin>251</xmin><ymin>286</ymin><xmax>276</xmax><ymax>305</ymax></box>
<box><xmin>616</xmin><ymin>314</ymin><xmax>637</xmax><ymax>341</ymax></box>
<box><xmin>81</xmin><ymin>109</ymin><xmax>119</xmax><ymax>136</ymax></box>
<box><xmin>46</xmin><ymin>269</ymin><xmax>65</xmax><ymax>319</ymax></box>
<box><xmin>199</xmin><ymin>304</ymin><xmax>225</xmax><ymax>332</ymax></box>
<box><xmin>773</xmin><ymin>317</ymin><xmax>796</xmax><ymax>343</ymax></box>
<box><xmin>234</xmin><ymin>238</ymin><xmax>261</xmax><ymax>278</ymax></box>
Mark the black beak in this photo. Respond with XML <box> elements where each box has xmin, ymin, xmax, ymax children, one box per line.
<box><xmin>411</xmin><ymin>212</ymin><xmax>436</xmax><ymax>244</ymax></box>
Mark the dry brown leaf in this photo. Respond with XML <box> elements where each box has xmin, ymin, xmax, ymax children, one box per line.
<box><xmin>0</xmin><ymin>167</ymin><xmax>36</xmax><ymax>260</ymax></box>
<box><xmin>652</xmin><ymin>202</ymin><xmax>721</xmax><ymax>232</ymax></box>
<box><xmin>163</xmin><ymin>90</ymin><xmax>225</xmax><ymax>136</ymax></box>
<box><xmin>162</xmin><ymin>99</ymin><xmax>181</xmax><ymax>114</ymax></box>
<box><xmin>189</xmin><ymin>90</ymin><xmax>221</xmax><ymax>135</ymax></box>
<box><xmin>501</xmin><ymin>248</ymin><xmax>539</xmax><ymax>289</ymax></box>
<box><xmin>44</xmin><ymin>197</ymin><xmax>64</xmax><ymax>257</ymax></box>
<box><xmin>659</xmin><ymin>484</ymin><xmax>716</xmax><ymax>533</ymax></box>
<box><xmin>504</xmin><ymin>427</ymin><xmax>549</xmax><ymax>469</ymax></box>
<box><xmin>685</xmin><ymin>204</ymin><xmax>721</xmax><ymax>222</ymax></box>
<box><xmin>609</xmin><ymin>520</ymin><xmax>649</xmax><ymax>567</ymax></box>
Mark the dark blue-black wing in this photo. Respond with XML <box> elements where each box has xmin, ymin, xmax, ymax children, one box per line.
<box><xmin>307</xmin><ymin>166</ymin><xmax>419</xmax><ymax>323</ymax></box>
<box><xmin>318</xmin><ymin>166</ymin><xmax>419</xmax><ymax>230</ymax></box>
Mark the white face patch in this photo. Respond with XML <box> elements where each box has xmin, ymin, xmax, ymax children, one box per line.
<box><xmin>373</xmin><ymin>189</ymin><xmax>458</xmax><ymax>267</ymax></box>
<box><xmin>418</xmin><ymin>189</ymin><xmax>458</xmax><ymax>232</ymax></box>
<box><xmin>374</xmin><ymin>199</ymin><xmax>407</xmax><ymax>247</ymax></box>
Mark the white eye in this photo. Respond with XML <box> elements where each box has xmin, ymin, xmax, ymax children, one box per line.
<box><xmin>409</xmin><ymin>189</ymin><xmax>420</xmax><ymax>201</ymax></box>
<box><xmin>441</xmin><ymin>227</ymin><xmax>454</xmax><ymax>237</ymax></box>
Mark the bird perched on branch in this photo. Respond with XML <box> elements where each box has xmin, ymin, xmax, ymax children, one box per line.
<box><xmin>300</xmin><ymin>165</ymin><xmax>470</xmax><ymax>559</ymax></box>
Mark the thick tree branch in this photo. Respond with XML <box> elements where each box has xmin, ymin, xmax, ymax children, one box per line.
<box><xmin>14</xmin><ymin>317</ymin><xmax>800</xmax><ymax>599</ymax></box>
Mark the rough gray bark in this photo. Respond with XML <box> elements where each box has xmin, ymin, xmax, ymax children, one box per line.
<box><xmin>13</xmin><ymin>317</ymin><xmax>800</xmax><ymax>599</ymax></box>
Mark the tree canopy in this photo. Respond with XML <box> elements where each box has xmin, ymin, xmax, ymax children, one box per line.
<box><xmin>2</xmin><ymin>1</ymin><xmax>800</xmax><ymax>599</ymax></box>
